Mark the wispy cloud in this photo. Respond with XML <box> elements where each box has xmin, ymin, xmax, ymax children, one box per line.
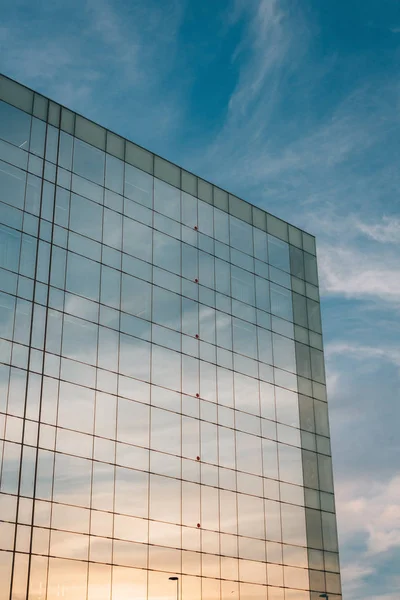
<box><xmin>227</xmin><ymin>0</ymin><xmax>294</xmax><ymax>117</ymax></box>
<box><xmin>337</xmin><ymin>474</ymin><xmax>400</xmax><ymax>555</ymax></box>
<box><xmin>341</xmin><ymin>562</ymin><xmax>375</xmax><ymax>595</ymax></box>
<box><xmin>318</xmin><ymin>242</ymin><xmax>400</xmax><ymax>303</ymax></box>
<box><xmin>356</xmin><ymin>216</ymin><xmax>400</xmax><ymax>244</ymax></box>
<box><xmin>85</xmin><ymin>0</ymin><xmax>182</xmax><ymax>85</ymax></box>
<box><xmin>0</xmin><ymin>0</ymin><xmax>185</xmax><ymax>143</ymax></box>
<box><xmin>298</xmin><ymin>211</ymin><xmax>400</xmax><ymax>306</ymax></box>
<box><xmin>335</xmin><ymin>475</ymin><xmax>400</xmax><ymax>597</ymax></box>
<box><xmin>86</xmin><ymin>0</ymin><xmax>140</xmax><ymax>73</ymax></box>
<box><xmin>199</xmin><ymin>0</ymin><xmax>312</xmax><ymax>173</ymax></box>
<box><xmin>326</xmin><ymin>342</ymin><xmax>400</xmax><ymax>371</ymax></box>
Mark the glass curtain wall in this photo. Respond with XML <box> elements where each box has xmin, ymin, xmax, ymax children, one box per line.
<box><xmin>0</xmin><ymin>78</ymin><xmax>341</xmax><ymax>600</ymax></box>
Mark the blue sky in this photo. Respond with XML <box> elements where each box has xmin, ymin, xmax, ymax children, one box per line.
<box><xmin>1</xmin><ymin>0</ymin><xmax>400</xmax><ymax>598</ymax></box>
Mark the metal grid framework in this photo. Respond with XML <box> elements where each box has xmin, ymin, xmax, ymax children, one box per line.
<box><xmin>0</xmin><ymin>73</ymin><xmax>341</xmax><ymax>600</ymax></box>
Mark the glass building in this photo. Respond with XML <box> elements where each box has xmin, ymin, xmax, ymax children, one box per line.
<box><xmin>0</xmin><ymin>73</ymin><xmax>342</xmax><ymax>600</ymax></box>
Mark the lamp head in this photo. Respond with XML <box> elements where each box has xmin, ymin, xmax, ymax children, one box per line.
<box><xmin>169</xmin><ymin>577</ymin><xmax>179</xmax><ymax>581</ymax></box>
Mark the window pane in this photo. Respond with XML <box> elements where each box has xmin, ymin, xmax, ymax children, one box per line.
<box><xmin>149</xmin><ymin>473</ymin><xmax>180</xmax><ymax>523</ymax></box>
<box><xmin>0</xmin><ymin>292</ymin><xmax>15</xmax><ymax>339</ymax></box>
<box><xmin>57</xmin><ymin>382</ymin><xmax>95</xmax><ymax>434</ymax></box>
<box><xmin>121</xmin><ymin>274</ymin><xmax>151</xmax><ymax>320</ymax></box>
<box><xmin>153</xmin><ymin>231</ymin><xmax>180</xmax><ymax>275</ymax></box>
<box><xmin>69</xmin><ymin>194</ymin><xmax>103</xmax><ymax>241</ymax></box>
<box><xmin>100</xmin><ymin>265</ymin><xmax>121</xmax><ymax>309</ymax></box>
<box><xmin>105</xmin><ymin>154</ymin><xmax>124</xmax><ymax>194</ymax></box>
<box><xmin>275</xmin><ymin>387</ymin><xmax>299</xmax><ymax>428</ymax></box>
<box><xmin>234</xmin><ymin>372</ymin><xmax>259</xmax><ymax>415</ymax></box>
<box><xmin>318</xmin><ymin>454</ymin><xmax>334</xmax><ymax>493</ymax></box>
<box><xmin>151</xmin><ymin>345</ymin><xmax>181</xmax><ymax>391</ymax></box>
<box><xmin>292</xmin><ymin>293</ymin><xmax>307</xmax><ymax>328</ymax></box>
<box><xmin>0</xmin><ymin>101</ymin><xmax>31</xmax><ymax>148</ymax></box>
<box><xmin>0</xmin><ymin>225</ymin><xmax>21</xmax><ymax>272</ymax></box>
<box><xmin>307</xmin><ymin>299</ymin><xmax>321</xmax><ymax>333</ymax></box>
<box><xmin>281</xmin><ymin>503</ymin><xmax>307</xmax><ymax>546</ymax></box>
<box><xmin>182</xmin><ymin>191</ymin><xmax>197</xmax><ymax>226</ymax></box>
<box><xmin>117</xmin><ymin>398</ymin><xmax>150</xmax><ymax>447</ymax></box>
<box><xmin>214</xmin><ymin>208</ymin><xmax>229</xmax><ymax>244</ymax></box>
<box><xmin>66</xmin><ymin>253</ymin><xmax>100</xmax><ymax>301</ymax></box>
<box><xmin>53</xmin><ymin>453</ymin><xmax>92</xmax><ymax>507</ymax></box>
<box><xmin>268</xmin><ymin>236</ymin><xmax>290</xmax><ymax>272</ymax></box>
<box><xmin>154</xmin><ymin>178</ymin><xmax>180</xmax><ymax>220</ymax></box>
<box><xmin>0</xmin><ymin>161</ymin><xmax>26</xmax><ymax>210</ymax></box>
<box><xmin>152</xmin><ymin>287</ymin><xmax>181</xmax><ymax>330</ymax></box>
<box><xmin>119</xmin><ymin>334</ymin><xmax>151</xmax><ymax>381</ymax></box>
<box><xmin>231</xmin><ymin>266</ymin><xmax>255</xmax><ymax>305</ymax></box>
<box><xmin>321</xmin><ymin>512</ymin><xmax>338</xmax><ymax>551</ymax></box>
<box><xmin>230</xmin><ymin>216</ymin><xmax>253</xmax><ymax>255</ymax></box>
<box><xmin>115</xmin><ymin>467</ymin><xmax>148</xmax><ymax>517</ymax></box>
<box><xmin>47</xmin><ymin>557</ymin><xmax>87</xmax><ymax>600</ymax></box>
<box><xmin>73</xmin><ymin>139</ymin><xmax>105</xmax><ymax>185</ymax></box>
<box><xmin>124</xmin><ymin>164</ymin><xmax>153</xmax><ymax>208</ymax></box>
<box><xmin>272</xmin><ymin>333</ymin><xmax>296</xmax><ymax>373</ymax></box>
<box><xmin>123</xmin><ymin>217</ymin><xmax>152</xmax><ymax>263</ymax></box>
<box><xmin>278</xmin><ymin>444</ymin><xmax>303</xmax><ymax>485</ymax></box>
<box><xmin>237</xmin><ymin>494</ymin><xmax>264</xmax><ymax>538</ymax></box>
<box><xmin>199</xmin><ymin>251</ymin><xmax>214</xmax><ymax>289</ymax></box>
<box><xmin>295</xmin><ymin>342</ymin><xmax>311</xmax><ymax>379</ymax></box>
<box><xmin>59</xmin><ymin>132</ymin><xmax>73</xmax><ymax>170</ymax></box>
<box><xmin>236</xmin><ymin>432</ymin><xmax>262</xmax><ymax>476</ymax></box>
<box><xmin>258</xmin><ymin>328</ymin><xmax>272</xmax><ymax>365</ymax></box>
<box><xmin>233</xmin><ymin>318</ymin><xmax>257</xmax><ymax>359</ymax></box>
<box><xmin>270</xmin><ymin>284</ymin><xmax>292</xmax><ymax>321</ymax></box>
<box><xmin>150</xmin><ymin>407</ymin><xmax>181</xmax><ymax>455</ymax></box>
<box><xmin>304</xmin><ymin>252</ymin><xmax>318</xmax><ymax>285</ymax></box>
<box><xmin>290</xmin><ymin>246</ymin><xmax>304</xmax><ymax>279</ymax></box>
<box><xmin>311</xmin><ymin>347</ymin><xmax>325</xmax><ymax>383</ymax></box>
<box><xmin>255</xmin><ymin>277</ymin><xmax>270</xmax><ymax>313</ymax></box>
<box><xmin>62</xmin><ymin>315</ymin><xmax>98</xmax><ymax>365</ymax></box>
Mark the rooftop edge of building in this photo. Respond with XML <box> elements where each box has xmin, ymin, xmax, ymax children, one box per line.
<box><xmin>0</xmin><ymin>72</ymin><xmax>316</xmax><ymax>255</ymax></box>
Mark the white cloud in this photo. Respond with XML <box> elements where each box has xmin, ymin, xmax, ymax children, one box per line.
<box><xmin>227</xmin><ymin>0</ymin><xmax>293</xmax><ymax>116</ymax></box>
<box><xmin>336</xmin><ymin>474</ymin><xmax>400</xmax><ymax>555</ymax></box>
<box><xmin>325</xmin><ymin>342</ymin><xmax>400</xmax><ymax>369</ymax></box>
<box><xmin>86</xmin><ymin>0</ymin><xmax>139</xmax><ymax>71</ymax></box>
<box><xmin>324</xmin><ymin>367</ymin><xmax>341</xmax><ymax>400</ymax></box>
<box><xmin>0</xmin><ymin>0</ymin><xmax>185</xmax><ymax>138</ymax></box>
<box><xmin>0</xmin><ymin>24</ymin><xmax>89</xmax><ymax>79</ymax></box>
<box><xmin>200</xmin><ymin>0</ymin><xmax>311</xmax><ymax>173</ymax></box>
<box><xmin>356</xmin><ymin>216</ymin><xmax>400</xmax><ymax>244</ymax></box>
<box><xmin>318</xmin><ymin>242</ymin><xmax>400</xmax><ymax>303</ymax></box>
<box><xmin>300</xmin><ymin>211</ymin><xmax>400</xmax><ymax>305</ymax></box>
<box><xmin>341</xmin><ymin>562</ymin><xmax>375</xmax><ymax>595</ymax></box>
<box><xmin>335</xmin><ymin>474</ymin><xmax>400</xmax><ymax>598</ymax></box>
<box><xmin>85</xmin><ymin>0</ymin><xmax>182</xmax><ymax>84</ymax></box>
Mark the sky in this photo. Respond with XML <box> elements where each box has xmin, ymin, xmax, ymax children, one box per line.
<box><xmin>1</xmin><ymin>0</ymin><xmax>400</xmax><ymax>598</ymax></box>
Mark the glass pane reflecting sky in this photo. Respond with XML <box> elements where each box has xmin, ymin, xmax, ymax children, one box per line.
<box><xmin>0</xmin><ymin>82</ymin><xmax>341</xmax><ymax>600</ymax></box>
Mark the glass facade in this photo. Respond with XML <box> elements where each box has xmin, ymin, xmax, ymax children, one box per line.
<box><xmin>0</xmin><ymin>73</ymin><xmax>341</xmax><ymax>600</ymax></box>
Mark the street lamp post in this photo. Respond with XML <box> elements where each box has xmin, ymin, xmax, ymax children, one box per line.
<box><xmin>169</xmin><ymin>576</ymin><xmax>179</xmax><ymax>600</ymax></box>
